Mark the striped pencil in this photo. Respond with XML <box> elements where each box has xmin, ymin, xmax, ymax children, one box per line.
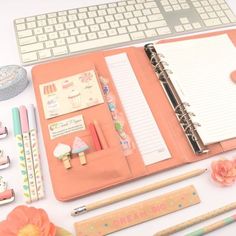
<box><xmin>185</xmin><ymin>214</ymin><xmax>236</xmax><ymax>236</ymax></box>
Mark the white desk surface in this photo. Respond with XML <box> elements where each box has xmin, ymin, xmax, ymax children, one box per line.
<box><xmin>1</xmin><ymin>1</ymin><xmax>236</xmax><ymax>236</ymax></box>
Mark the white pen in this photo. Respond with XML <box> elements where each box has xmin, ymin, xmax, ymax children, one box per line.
<box><xmin>19</xmin><ymin>106</ymin><xmax>38</xmax><ymax>202</ymax></box>
<box><xmin>27</xmin><ymin>104</ymin><xmax>45</xmax><ymax>200</ymax></box>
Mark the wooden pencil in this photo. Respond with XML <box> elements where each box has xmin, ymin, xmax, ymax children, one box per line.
<box><xmin>154</xmin><ymin>202</ymin><xmax>236</xmax><ymax>236</ymax></box>
<box><xmin>185</xmin><ymin>214</ymin><xmax>236</xmax><ymax>236</ymax></box>
<box><xmin>71</xmin><ymin>168</ymin><xmax>207</xmax><ymax>216</ymax></box>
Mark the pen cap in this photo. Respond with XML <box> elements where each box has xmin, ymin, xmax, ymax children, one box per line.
<box><xmin>12</xmin><ymin>107</ymin><xmax>22</xmax><ymax>136</ymax></box>
<box><xmin>19</xmin><ymin>106</ymin><xmax>29</xmax><ymax>133</ymax></box>
<box><xmin>27</xmin><ymin>104</ymin><xmax>37</xmax><ymax>131</ymax></box>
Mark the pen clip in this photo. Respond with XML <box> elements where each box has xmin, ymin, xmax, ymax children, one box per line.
<box><xmin>0</xmin><ymin>122</ymin><xmax>8</xmax><ymax>139</ymax></box>
<box><xmin>0</xmin><ymin>177</ymin><xmax>15</xmax><ymax>205</ymax></box>
<box><xmin>0</xmin><ymin>189</ymin><xmax>15</xmax><ymax>205</ymax></box>
<box><xmin>0</xmin><ymin>150</ymin><xmax>10</xmax><ymax>170</ymax></box>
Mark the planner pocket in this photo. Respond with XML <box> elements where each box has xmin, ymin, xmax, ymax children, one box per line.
<box><xmin>52</xmin><ymin>145</ymin><xmax>132</xmax><ymax>201</ymax></box>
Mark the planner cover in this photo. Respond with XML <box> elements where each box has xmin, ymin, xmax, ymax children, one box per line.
<box><xmin>32</xmin><ymin>29</ymin><xmax>236</xmax><ymax>201</ymax></box>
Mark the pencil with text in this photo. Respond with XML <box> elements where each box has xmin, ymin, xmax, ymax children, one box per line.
<box><xmin>71</xmin><ymin>168</ymin><xmax>207</xmax><ymax>216</ymax></box>
<box><xmin>12</xmin><ymin>108</ymin><xmax>31</xmax><ymax>203</ymax></box>
<box><xmin>154</xmin><ymin>202</ymin><xmax>236</xmax><ymax>236</ymax></box>
<box><xmin>27</xmin><ymin>104</ymin><xmax>45</xmax><ymax>199</ymax></box>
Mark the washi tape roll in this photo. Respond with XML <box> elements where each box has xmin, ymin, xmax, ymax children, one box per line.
<box><xmin>0</xmin><ymin>65</ymin><xmax>28</xmax><ymax>101</ymax></box>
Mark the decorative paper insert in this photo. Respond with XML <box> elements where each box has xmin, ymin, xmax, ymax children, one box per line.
<box><xmin>74</xmin><ymin>185</ymin><xmax>200</xmax><ymax>236</ymax></box>
<box><xmin>39</xmin><ymin>70</ymin><xmax>104</xmax><ymax>119</ymax></box>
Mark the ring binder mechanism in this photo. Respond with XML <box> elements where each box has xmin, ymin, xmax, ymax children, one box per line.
<box><xmin>144</xmin><ymin>43</ymin><xmax>208</xmax><ymax>154</ymax></box>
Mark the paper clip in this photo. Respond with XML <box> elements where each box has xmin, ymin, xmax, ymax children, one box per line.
<box><xmin>0</xmin><ymin>150</ymin><xmax>10</xmax><ymax>170</ymax></box>
<box><xmin>0</xmin><ymin>122</ymin><xmax>8</xmax><ymax>139</ymax></box>
<box><xmin>0</xmin><ymin>177</ymin><xmax>15</xmax><ymax>205</ymax></box>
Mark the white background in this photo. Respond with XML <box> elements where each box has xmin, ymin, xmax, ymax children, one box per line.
<box><xmin>0</xmin><ymin>1</ymin><xmax>236</xmax><ymax>236</ymax></box>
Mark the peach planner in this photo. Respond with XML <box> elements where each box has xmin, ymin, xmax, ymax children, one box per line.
<box><xmin>32</xmin><ymin>29</ymin><xmax>236</xmax><ymax>201</ymax></box>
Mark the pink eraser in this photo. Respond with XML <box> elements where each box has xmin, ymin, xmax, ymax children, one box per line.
<box><xmin>19</xmin><ymin>106</ymin><xmax>29</xmax><ymax>133</ymax></box>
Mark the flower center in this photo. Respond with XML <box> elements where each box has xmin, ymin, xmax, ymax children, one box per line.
<box><xmin>18</xmin><ymin>224</ymin><xmax>40</xmax><ymax>236</ymax></box>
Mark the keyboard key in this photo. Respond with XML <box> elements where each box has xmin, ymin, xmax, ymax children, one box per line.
<box><xmin>127</xmin><ymin>25</ymin><xmax>137</xmax><ymax>32</ymax></box>
<box><xmin>21</xmin><ymin>43</ymin><xmax>44</xmax><ymax>53</ymax></box>
<box><xmin>87</xmin><ymin>32</ymin><xmax>97</xmax><ymax>40</ymax></box>
<box><xmin>130</xmin><ymin>31</ymin><xmax>146</xmax><ymax>40</ymax></box>
<box><xmin>45</xmin><ymin>40</ymin><xmax>55</xmax><ymax>48</ymax></box>
<box><xmin>55</xmin><ymin>24</ymin><xmax>64</xmax><ymax>31</ymax></box>
<box><xmin>19</xmin><ymin>36</ymin><xmax>37</xmax><ymax>46</ymax></box>
<box><xmin>52</xmin><ymin>46</ymin><xmax>68</xmax><ymax>56</ymax></box>
<box><xmin>220</xmin><ymin>16</ymin><xmax>230</xmax><ymax>23</ymax></box>
<box><xmin>18</xmin><ymin>30</ymin><xmax>32</xmax><ymax>38</ymax></box>
<box><xmin>37</xmin><ymin>20</ymin><xmax>47</xmax><ymax>27</ymax></box>
<box><xmin>66</xmin><ymin>36</ymin><xmax>76</xmax><ymax>44</ymax></box>
<box><xmin>108</xmin><ymin>29</ymin><xmax>118</xmax><ymax>36</ymax></box>
<box><xmin>69</xmin><ymin>34</ymin><xmax>131</xmax><ymax>52</ymax></box>
<box><xmin>38</xmin><ymin>34</ymin><xmax>48</xmax><ymax>42</ymax></box>
<box><xmin>22</xmin><ymin>52</ymin><xmax>38</xmax><ymax>63</ymax></box>
<box><xmin>183</xmin><ymin>24</ymin><xmax>193</xmax><ymax>30</ymax></box>
<box><xmin>156</xmin><ymin>26</ymin><xmax>171</xmax><ymax>35</ymax></box>
<box><xmin>117</xmin><ymin>27</ymin><xmax>128</xmax><ymax>34</ymax></box>
<box><xmin>146</xmin><ymin>20</ymin><xmax>167</xmax><ymax>29</ymax></box>
<box><xmin>44</xmin><ymin>26</ymin><xmax>54</xmax><ymax>33</ymax></box>
<box><xmin>192</xmin><ymin>22</ymin><xmax>202</xmax><ymax>28</ymax></box>
<box><xmin>145</xmin><ymin>29</ymin><xmax>157</xmax><ymax>37</ymax></box>
<box><xmin>56</xmin><ymin>38</ymin><xmax>66</xmax><ymax>46</ymax></box>
<box><xmin>100</xmin><ymin>23</ymin><xmax>110</xmax><ymax>30</ymax></box>
<box><xmin>77</xmin><ymin>34</ymin><xmax>87</xmax><ymax>42</ymax></box>
<box><xmin>175</xmin><ymin>25</ymin><xmax>185</xmax><ymax>32</ymax></box>
<box><xmin>39</xmin><ymin>49</ymin><xmax>52</xmax><ymax>59</ymax></box>
<box><xmin>204</xmin><ymin>18</ymin><xmax>221</xmax><ymax>26</ymax></box>
<box><xmin>15</xmin><ymin>18</ymin><xmax>25</xmax><ymax>24</ymax></box>
<box><xmin>49</xmin><ymin>32</ymin><xmax>58</xmax><ymax>40</ymax></box>
<box><xmin>98</xmin><ymin>31</ymin><xmax>108</xmax><ymax>38</ymax></box>
<box><xmin>16</xmin><ymin>24</ymin><xmax>26</xmax><ymax>31</ymax></box>
<box><xmin>70</xmin><ymin>28</ymin><xmax>79</xmax><ymax>35</ymax></box>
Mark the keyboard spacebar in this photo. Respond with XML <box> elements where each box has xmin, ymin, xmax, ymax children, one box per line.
<box><xmin>69</xmin><ymin>34</ymin><xmax>131</xmax><ymax>53</ymax></box>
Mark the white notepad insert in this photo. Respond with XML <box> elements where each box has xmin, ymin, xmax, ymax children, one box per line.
<box><xmin>155</xmin><ymin>34</ymin><xmax>236</xmax><ymax>145</ymax></box>
<box><xmin>105</xmin><ymin>53</ymin><xmax>171</xmax><ymax>165</ymax></box>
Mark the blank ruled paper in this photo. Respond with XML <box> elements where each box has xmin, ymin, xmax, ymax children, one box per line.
<box><xmin>155</xmin><ymin>35</ymin><xmax>236</xmax><ymax>145</ymax></box>
<box><xmin>105</xmin><ymin>53</ymin><xmax>171</xmax><ymax>165</ymax></box>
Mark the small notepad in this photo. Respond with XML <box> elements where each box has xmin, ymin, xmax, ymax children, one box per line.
<box><xmin>155</xmin><ymin>34</ymin><xmax>236</xmax><ymax>145</ymax></box>
<box><xmin>105</xmin><ymin>53</ymin><xmax>171</xmax><ymax>165</ymax></box>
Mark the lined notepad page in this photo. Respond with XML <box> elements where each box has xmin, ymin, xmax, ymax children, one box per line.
<box><xmin>155</xmin><ymin>34</ymin><xmax>236</xmax><ymax>145</ymax></box>
<box><xmin>105</xmin><ymin>53</ymin><xmax>171</xmax><ymax>165</ymax></box>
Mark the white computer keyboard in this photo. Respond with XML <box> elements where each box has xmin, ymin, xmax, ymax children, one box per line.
<box><xmin>14</xmin><ymin>0</ymin><xmax>236</xmax><ymax>65</ymax></box>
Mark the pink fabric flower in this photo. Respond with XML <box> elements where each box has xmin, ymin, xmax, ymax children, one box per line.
<box><xmin>211</xmin><ymin>159</ymin><xmax>236</xmax><ymax>186</ymax></box>
<box><xmin>0</xmin><ymin>205</ymin><xmax>56</xmax><ymax>236</ymax></box>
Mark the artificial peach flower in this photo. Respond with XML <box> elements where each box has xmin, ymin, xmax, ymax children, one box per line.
<box><xmin>0</xmin><ymin>205</ymin><xmax>56</xmax><ymax>236</ymax></box>
<box><xmin>211</xmin><ymin>158</ymin><xmax>236</xmax><ymax>186</ymax></box>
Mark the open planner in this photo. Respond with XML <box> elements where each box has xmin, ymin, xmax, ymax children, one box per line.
<box><xmin>32</xmin><ymin>29</ymin><xmax>236</xmax><ymax>201</ymax></box>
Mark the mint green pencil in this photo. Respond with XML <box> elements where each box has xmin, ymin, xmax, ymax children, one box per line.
<box><xmin>12</xmin><ymin>108</ymin><xmax>31</xmax><ymax>203</ymax></box>
<box><xmin>185</xmin><ymin>214</ymin><xmax>236</xmax><ymax>236</ymax></box>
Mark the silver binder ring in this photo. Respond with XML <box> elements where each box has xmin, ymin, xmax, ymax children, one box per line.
<box><xmin>159</xmin><ymin>68</ymin><xmax>172</xmax><ymax>78</ymax></box>
<box><xmin>175</xmin><ymin>102</ymin><xmax>188</xmax><ymax>114</ymax></box>
<box><xmin>184</xmin><ymin>123</ymin><xmax>194</xmax><ymax>134</ymax></box>
<box><xmin>150</xmin><ymin>53</ymin><xmax>157</xmax><ymax>64</ymax></box>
